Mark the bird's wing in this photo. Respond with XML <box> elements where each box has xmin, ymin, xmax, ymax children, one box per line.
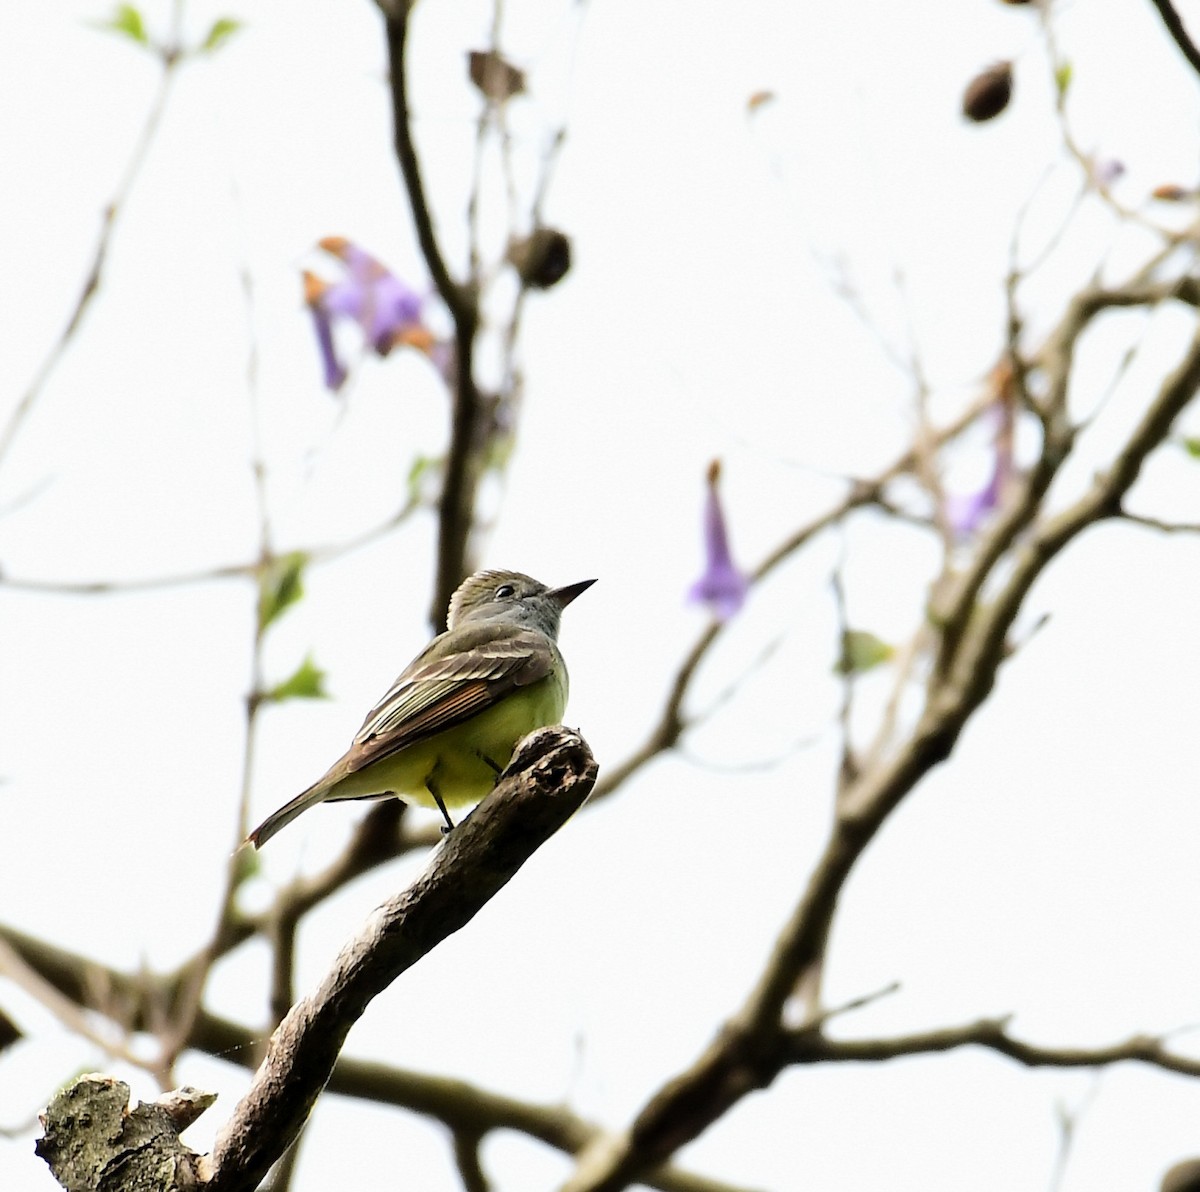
<box><xmin>343</xmin><ymin>626</ymin><xmax>554</xmax><ymax>773</ymax></box>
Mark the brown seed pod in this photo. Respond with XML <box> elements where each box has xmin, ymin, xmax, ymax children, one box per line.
<box><xmin>507</xmin><ymin>227</ymin><xmax>572</xmax><ymax>290</ymax></box>
<box><xmin>1152</xmin><ymin>183</ymin><xmax>1192</xmax><ymax>202</ymax></box>
<box><xmin>962</xmin><ymin>61</ymin><xmax>1013</xmax><ymax>122</ymax></box>
<box><xmin>468</xmin><ymin>49</ymin><xmax>526</xmax><ymax>102</ymax></box>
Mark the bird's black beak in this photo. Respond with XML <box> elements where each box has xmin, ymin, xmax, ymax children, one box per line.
<box><xmin>549</xmin><ymin>577</ymin><xmax>597</xmax><ymax>609</ymax></box>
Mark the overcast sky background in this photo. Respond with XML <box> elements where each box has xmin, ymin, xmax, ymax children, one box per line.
<box><xmin>4</xmin><ymin>1</ymin><xmax>1200</xmax><ymax>1189</ymax></box>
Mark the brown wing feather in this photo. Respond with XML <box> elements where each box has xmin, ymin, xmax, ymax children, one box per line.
<box><xmin>340</xmin><ymin>628</ymin><xmax>554</xmax><ymax>775</ymax></box>
<box><xmin>347</xmin><ymin>679</ymin><xmax>496</xmax><ymax>771</ymax></box>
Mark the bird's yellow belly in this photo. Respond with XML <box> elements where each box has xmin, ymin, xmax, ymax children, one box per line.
<box><xmin>327</xmin><ymin>674</ymin><xmax>566</xmax><ymax>809</ymax></box>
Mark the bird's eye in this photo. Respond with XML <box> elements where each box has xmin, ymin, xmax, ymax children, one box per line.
<box><xmin>494</xmin><ymin>583</ymin><xmax>516</xmax><ymax>599</ymax></box>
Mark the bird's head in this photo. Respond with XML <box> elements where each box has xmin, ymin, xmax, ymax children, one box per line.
<box><xmin>448</xmin><ymin>569</ymin><xmax>596</xmax><ymax>638</ymax></box>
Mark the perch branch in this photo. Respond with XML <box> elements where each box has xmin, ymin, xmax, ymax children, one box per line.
<box><xmin>203</xmin><ymin>728</ymin><xmax>595</xmax><ymax>1190</ymax></box>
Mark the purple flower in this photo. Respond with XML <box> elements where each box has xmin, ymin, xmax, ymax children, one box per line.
<box><xmin>302</xmin><ymin>236</ymin><xmax>437</xmax><ymax>391</ymax></box>
<box><xmin>688</xmin><ymin>460</ymin><xmax>749</xmax><ymax>621</ymax></box>
<box><xmin>946</xmin><ymin>366</ymin><xmax>1016</xmax><ymax>539</ymax></box>
<box><xmin>946</xmin><ymin>458</ymin><xmax>1006</xmax><ymax>539</ymax></box>
<box><xmin>1090</xmin><ymin>157</ymin><xmax>1126</xmax><ymax>189</ymax></box>
<box><xmin>303</xmin><ymin>272</ymin><xmax>347</xmax><ymax>389</ymax></box>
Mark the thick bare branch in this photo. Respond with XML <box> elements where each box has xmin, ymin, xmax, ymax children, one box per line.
<box><xmin>0</xmin><ymin>936</ymin><xmax>151</xmax><ymax>1075</ymax></box>
<box><xmin>186</xmin><ymin>1010</ymin><xmax>760</xmax><ymax>1192</ymax></box>
<box><xmin>932</xmin><ymin>275</ymin><xmax>1200</xmax><ymax>683</ymax></box>
<box><xmin>204</xmin><ymin>728</ymin><xmax>595</xmax><ymax>1191</ymax></box>
<box><xmin>382</xmin><ymin>6</ymin><xmax>483</xmax><ymax>628</ymax></box>
<box><xmin>36</xmin><ymin>1076</ymin><xmax>215</xmax><ymax>1191</ymax></box>
<box><xmin>11</xmin><ymin>931</ymin><xmax>751</xmax><ymax>1192</ymax></box>
<box><xmin>559</xmin><ymin>294</ymin><xmax>1200</xmax><ymax>1192</ymax></box>
<box><xmin>1148</xmin><ymin>0</ymin><xmax>1200</xmax><ymax>80</ymax></box>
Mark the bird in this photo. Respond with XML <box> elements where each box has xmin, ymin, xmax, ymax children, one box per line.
<box><xmin>246</xmin><ymin>569</ymin><xmax>595</xmax><ymax>849</ymax></box>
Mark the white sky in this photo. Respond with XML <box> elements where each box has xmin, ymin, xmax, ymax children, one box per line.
<box><xmin>4</xmin><ymin>1</ymin><xmax>1200</xmax><ymax>1190</ymax></box>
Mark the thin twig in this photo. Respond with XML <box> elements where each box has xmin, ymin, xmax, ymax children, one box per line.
<box><xmin>452</xmin><ymin>1129</ymin><xmax>491</xmax><ymax>1192</ymax></box>
<box><xmin>499</xmin><ymin>129</ymin><xmax>569</xmax><ymax>399</ymax></box>
<box><xmin>592</xmin><ymin>391</ymin><xmax>995</xmax><ymax>804</ymax></box>
<box><xmin>1118</xmin><ymin>509</ymin><xmax>1200</xmax><ymax>533</ymax></box>
<box><xmin>159</xmin><ymin>242</ymin><xmax>278</xmax><ymax>1078</ymax></box>
<box><xmin>0</xmin><ymin>493</ymin><xmax>420</xmax><ymax>597</ymax></box>
<box><xmin>1046</xmin><ymin>1078</ymin><xmax>1102</xmax><ymax>1192</ymax></box>
<box><xmin>829</xmin><ymin>553</ymin><xmax>858</xmax><ymax>791</ymax></box>
<box><xmin>0</xmin><ymin>937</ymin><xmax>147</xmax><ymax>1075</ymax></box>
<box><xmin>797</xmin><ymin>1019</ymin><xmax>1200</xmax><ymax>1077</ymax></box>
<box><xmin>0</xmin><ymin>50</ymin><xmax>181</xmax><ymax>475</ymax></box>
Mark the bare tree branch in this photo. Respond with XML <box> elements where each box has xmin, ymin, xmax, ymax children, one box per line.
<box><xmin>203</xmin><ymin>728</ymin><xmax>595</xmax><ymax>1191</ymax></box>
<box><xmin>0</xmin><ymin>45</ymin><xmax>181</xmax><ymax>476</ymax></box>
<box><xmin>16</xmin><ymin>9</ymin><xmax>1200</xmax><ymax>1192</ymax></box>
<box><xmin>0</xmin><ymin>494</ymin><xmax>419</xmax><ymax>596</ymax></box>
<box><xmin>1148</xmin><ymin>0</ymin><xmax>1200</xmax><ymax>81</ymax></box>
<box><xmin>0</xmin><ymin>806</ymin><xmax>435</xmax><ymax>1057</ymax></box>
<box><xmin>382</xmin><ymin>5</ymin><xmax>483</xmax><ymax>629</ymax></box>
<box><xmin>186</xmin><ymin>1009</ymin><xmax>763</xmax><ymax>1192</ymax></box>
<box><xmin>1118</xmin><ymin>509</ymin><xmax>1200</xmax><ymax>534</ymax></box>
<box><xmin>8</xmin><ymin>930</ymin><xmax>754</xmax><ymax>1192</ymax></box>
<box><xmin>36</xmin><ymin>1076</ymin><xmax>215</xmax><ymax>1191</ymax></box>
<box><xmin>932</xmin><ymin>275</ymin><xmax>1200</xmax><ymax>685</ymax></box>
<box><xmin>452</xmin><ymin>1128</ymin><xmax>491</xmax><ymax>1192</ymax></box>
<box><xmin>557</xmin><ymin>285</ymin><xmax>1200</xmax><ymax>1191</ymax></box>
<box><xmin>794</xmin><ymin>1018</ymin><xmax>1200</xmax><ymax>1076</ymax></box>
<box><xmin>592</xmin><ymin>390</ymin><xmax>996</xmax><ymax>803</ymax></box>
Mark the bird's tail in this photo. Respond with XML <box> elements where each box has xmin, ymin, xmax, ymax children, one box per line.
<box><xmin>245</xmin><ymin>782</ymin><xmax>329</xmax><ymax>850</ymax></box>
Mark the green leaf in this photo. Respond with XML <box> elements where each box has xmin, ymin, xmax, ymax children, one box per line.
<box><xmin>1054</xmin><ymin>61</ymin><xmax>1073</xmax><ymax>100</ymax></box>
<box><xmin>256</xmin><ymin>551</ymin><xmax>309</xmax><ymax>634</ymax></box>
<box><xmin>93</xmin><ymin>3</ymin><xmax>149</xmax><ymax>45</ymax></box>
<box><xmin>264</xmin><ymin>654</ymin><xmax>328</xmax><ymax>704</ymax></box>
<box><xmin>484</xmin><ymin>431</ymin><xmax>515</xmax><ymax>474</ymax></box>
<box><xmin>201</xmin><ymin>17</ymin><xmax>242</xmax><ymax>53</ymax></box>
<box><xmin>835</xmin><ymin>629</ymin><xmax>895</xmax><ymax>675</ymax></box>
<box><xmin>406</xmin><ymin>454</ymin><xmax>442</xmax><ymax>503</ymax></box>
<box><xmin>233</xmin><ymin>842</ymin><xmax>261</xmax><ymax>884</ymax></box>
<box><xmin>1181</xmin><ymin>436</ymin><xmax>1200</xmax><ymax>459</ymax></box>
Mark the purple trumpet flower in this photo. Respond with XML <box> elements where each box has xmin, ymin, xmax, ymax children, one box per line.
<box><xmin>302</xmin><ymin>236</ymin><xmax>437</xmax><ymax>391</ymax></box>
<box><xmin>688</xmin><ymin>460</ymin><xmax>749</xmax><ymax>621</ymax></box>
<box><xmin>947</xmin><ymin>366</ymin><xmax>1016</xmax><ymax>539</ymax></box>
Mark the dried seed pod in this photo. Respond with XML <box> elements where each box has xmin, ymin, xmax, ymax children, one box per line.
<box><xmin>507</xmin><ymin>227</ymin><xmax>572</xmax><ymax>290</ymax></box>
<box><xmin>962</xmin><ymin>61</ymin><xmax>1013</xmax><ymax>122</ymax></box>
<box><xmin>1152</xmin><ymin>183</ymin><xmax>1192</xmax><ymax>202</ymax></box>
<box><xmin>468</xmin><ymin>50</ymin><xmax>526</xmax><ymax>102</ymax></box>
<box><xmin>1162</xmin><ymin>1158</ymin><xmax>1200</xmax><ymax>1192</ymax></box>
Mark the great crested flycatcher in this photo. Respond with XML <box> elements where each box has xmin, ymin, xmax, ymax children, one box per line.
<box><xmin>246</xmin><ymin>569</ymin><xmax>594</xmax><ymax>848</ymax></box>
